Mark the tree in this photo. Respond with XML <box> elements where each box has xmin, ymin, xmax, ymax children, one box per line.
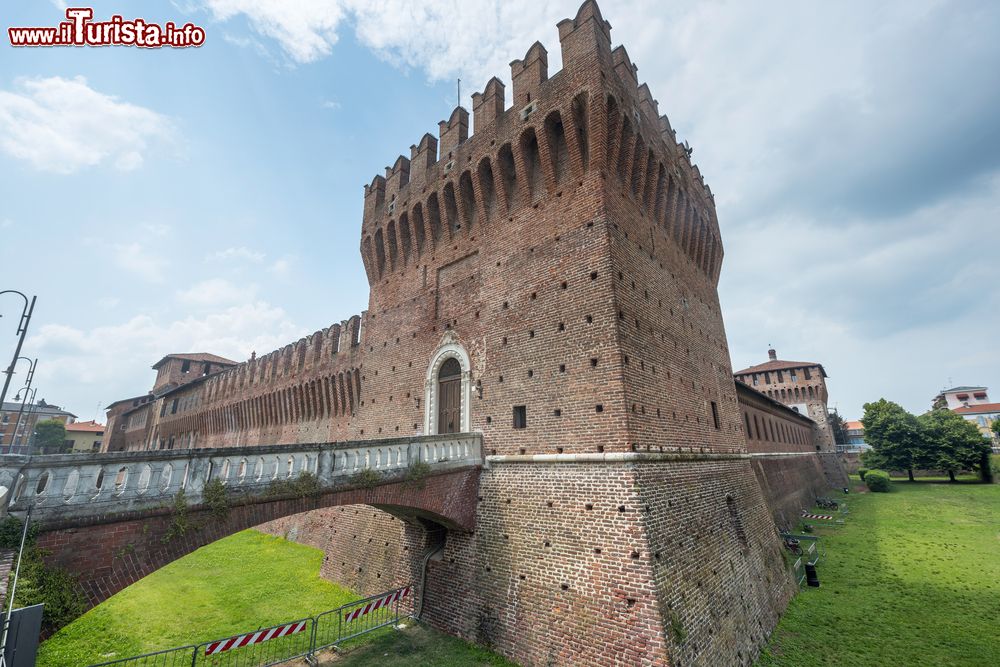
<box><xmin>919</xmin><ymin>409</ymin><xmax>992</xmax><ymax>482</ymax></box>
<box><xmin>34</xmin><ymin>418</ymin><xmax>68</xmax><ymax>454</ymax></box>
<box><xmin>860</xmin><ymin>399</ymin><xmax>923</xmax><ymax>481</ymax></box>
<box><xmin>993</xmin><ymin>418</ymin><xmax>1000</xmax><ymax>439</ymax></box>
<box><xmin>828</xmin><ymin>409</ymin><xmax>848</xmax><ymax>448</ymax></box>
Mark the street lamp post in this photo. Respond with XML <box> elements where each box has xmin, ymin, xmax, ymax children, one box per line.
<box><xmin>0</xmin><ymin>290</ymin><xmax>36</xmax><ymax>411</ymax></box>
<box><xmin>11</xmin><ymin>387</ymin><xmax>37</xmax><ymax>455</ymax></box>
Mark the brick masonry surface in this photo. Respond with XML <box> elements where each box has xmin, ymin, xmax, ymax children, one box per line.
<box><xmin>79</xmin><ymin>2</ymin><xmax>847</xmax><ymax>665</ymax></box>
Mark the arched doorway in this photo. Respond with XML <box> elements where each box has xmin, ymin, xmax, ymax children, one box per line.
<box><xmin>437</xmin><ymin>358</ymin><xmax>462</xmax><ymax>434</ymax></box>
<box><xmin>423</xmin><ymin>332</ymin><xmax>472</xmax><ymax>435</ymax></box>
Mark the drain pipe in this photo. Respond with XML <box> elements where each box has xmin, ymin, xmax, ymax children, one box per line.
<box><xmin>415</xmin><ymin>528</ymin><xmax>446</xmax><ymax>620</ymax></box>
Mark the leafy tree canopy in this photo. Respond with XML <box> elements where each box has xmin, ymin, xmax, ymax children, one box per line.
<box><xmin>35</xmin><ymin>418</ymin><xmax>68</xmax><ymax>454</ymax></box>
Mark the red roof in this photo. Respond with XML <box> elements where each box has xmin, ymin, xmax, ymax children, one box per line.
<box><xmin>844</xmin><ymin>421</ymin><xmax>863</xmax><ymax>430</ymax></box>
<box><xmin>953</xmin><ymin>403</ymin><xmax>1000</xmax><ymax>415</ymax></box>
<box><xmin>65</xmin><ymin>420</ymin><xmax>104</xmax><ymax>433</ymax></box>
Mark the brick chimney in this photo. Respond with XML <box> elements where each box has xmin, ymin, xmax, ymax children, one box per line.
<box><xmin>768</xmin><ymin>348</ymin><xmax>777</xmax><ymax>361</ymax></box>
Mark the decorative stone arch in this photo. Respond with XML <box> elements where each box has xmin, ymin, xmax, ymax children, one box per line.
<box><xmin>424</xmin><ymin>332</ymin><xmax>472</xmax><ymax>435</ymax></box>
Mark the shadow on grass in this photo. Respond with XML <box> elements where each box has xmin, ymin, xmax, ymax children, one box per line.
<box><xmin>760</xmin><ymin>482</ymin><xmax>1000</xmax><ymax>666</ymax></box>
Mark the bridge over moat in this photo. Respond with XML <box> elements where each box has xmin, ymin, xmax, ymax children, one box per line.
<box><xmin>0</xmin><ymin>433</ymin><xmax>481</xmax><ymax>606</ymax></box>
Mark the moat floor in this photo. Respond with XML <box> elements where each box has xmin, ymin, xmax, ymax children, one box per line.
<box><xmin>38</xmin><ymin>530</ymin><xmax>359</xmax><ymax>666</ymax></box>
<box><xmin>38</xmin><ymin>529</ymin><xmax>513</xmax><ymax>666</ymax></box>
<box><xmin>759</xmin><ymin>475</ymin><xmax>1000</xmax><ymax>666</ymax></box>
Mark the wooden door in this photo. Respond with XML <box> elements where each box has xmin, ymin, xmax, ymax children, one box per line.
<box><xmin>437</xmin><ymin>358</ymin><xmax>462</xmax><ymax>434</ymax></box>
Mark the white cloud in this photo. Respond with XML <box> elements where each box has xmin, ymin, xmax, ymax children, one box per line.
<box><xmin>205</xmin><ymin>0</ymin><xmax>347</xmax><ymax>63</ymax></box>
<box><xmin>199</xmin><ymin>0</ymin><xmax>566</xmax><ymax>83</ymax></box>
<box><xmin>0</xmin><ymin>76</ymin><xmax>175</xmax><ymax>173</ymax></box>
<box><xmin>321</xmin><ymin>100</ymin><xmax>341</xmax><ymax>110</ymax></box>
<box><xmin>176</xmin><ymin>278</ymin><xmax>257</xmax><ymax>306</ymax></box>
<box><xmin>142</xmin><ymin>223</ymin><xmax>171</xmax><ymax>237</ymax></box>
<box><xmin>29</xmin><ymin>301</ymin><xmax>304</xmax><ymax>413</ymax></box>
<box><xmin>111</xmin><ymin>242</ymin><xmax>169</xmax><ymax>283</ymax></box>
<box><xmin>206</xmin><ymin>246</ymin><xmax>266</xmax><ymax>263</ymax></box>
<box><xmin>267</xmin><ymin>256</ymin><xmax>292</xmax><ymax>277</ymax></box>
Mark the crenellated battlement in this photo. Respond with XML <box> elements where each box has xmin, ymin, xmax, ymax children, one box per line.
<box><xmin>200</xmin><ymin>312</ymin><xmax>367</xmax><ymax>406</ymax></box>
<box><xmin>360</xmin><ymin>0</ymin><xmax>723</xmax><ymax>293</ymax></box>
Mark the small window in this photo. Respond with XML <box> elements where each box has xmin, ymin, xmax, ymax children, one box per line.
<box><xmin>790</xmin><ymin>370</ymin><xmax>797</xmax><ymax>383</ymax></box>
<box><xmin>171</xmin><ymin>398</ymin><xmax>179</xmax><ymax>414</ymax></box>
<box><xmin>513</xmin><ymin>406</ymin><xmax>527</xmax><ymax>429</ymax></box>
<box><xmin>804</xmin><ymin>367</ymin><xmax>812</xmax><ymax>380</ymax></box>
<box><xmin>181</xmin><ymin>360</ymin><xmax>191</xmax><ymax>373</ymax></box>
<box><xmin>752</xmin><ymin>375</ymin><xmax>759</xmax><ymax>386</ymax></box>
<box><xmin>777</xmin><ymin>370</ymin><xmax>784</xmax><ymax>383</ymax></box>
<box><xmin>764</xmin><ymin>372</ymin><xmax>771</xmax><ymax>384</ymax></box>
<box><xmin>711</xmin><ymin>401</ymin><xmax>721</xmax><ymax>430</ymax></box>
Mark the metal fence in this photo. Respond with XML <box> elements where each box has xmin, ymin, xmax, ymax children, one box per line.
<box><xmin>88</xmin><ymin>585</ymin><xmax>411</xmax><ymax>667</ymax></box>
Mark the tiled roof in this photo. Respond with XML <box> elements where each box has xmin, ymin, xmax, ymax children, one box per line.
<box><xmin>953</xmin><ymin>403</ymin><xmax>1000</xmax><ymax>415</ymax></box>
<box><xmin>844</xmin><ymin>421</ymin><xmax>863</xmax><ymax>430</ymax></box>
<box><xmin>1</xmin><ymin>401</ymin><xmax>76</xmax><ymax>418</ymax></box>
<box><xmin>938</xmin><ymin>386</ymin><xmax>987</xmax><ymax>394</ymax></box>
<box><xmin>152</xmin><ymin>353</ymin><xmax>238</xmax><ymax>370</ymax></box>
<box><xmin>735</xmin><ymin>359</ymin><xmax>828</xmax><ymax>377</ymax></box>
<box><xmin>66</xmin><ymin>420</ymin><xmax>105</xmax><ymax>433</ymax></box>
<box><xmin>105</xmin><ymin>394</ymin><xmax>154</xmax><ymax>410</ymax></box>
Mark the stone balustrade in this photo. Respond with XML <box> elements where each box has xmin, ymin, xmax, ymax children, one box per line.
<box><xmin>0</xmin><ymin>433</ymin><xmax>482</xmax><ymax>523</ymax></box>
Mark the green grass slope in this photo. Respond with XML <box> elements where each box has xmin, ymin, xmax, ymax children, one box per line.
<box><xmin>760</xmin><ymin>480</ymin><xmax>1000</xmax><ymax>666</ymax></box>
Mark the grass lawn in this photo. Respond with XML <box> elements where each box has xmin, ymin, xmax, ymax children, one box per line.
<box><xmin>759</xmin><ymin>478</ymin><xmax>1000</xmax><ymax>666</ymax></box>
<box><xmin>38</xmin><ymin>529</ymin><xmax>517</xmax><ymax>667</ymax></box>
<box><xmin>316</xmin><ymin>621</ymin><xmax>518</xmax><ymax>666</ymax></box>
<box><xmin>39</xmin><ymin>530</ymin><xmax>357</xmax><ymax>666</ymax></box>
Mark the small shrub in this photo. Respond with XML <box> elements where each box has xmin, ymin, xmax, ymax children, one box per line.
<box><xmin>351</xmin><ymin>468</ymin><xmax>382</xmax><ymax>489</ymax></box>
<box><xmin>865</xmin><ymin>470</ymin><xmax>892</xmax><ymax>492</ymax></box>
<box><xmin>202</xmin><ymin>478</ymin><xmax>230</xmax><ymax>519</ymax></box>
<box><xmin>266</xmin><ymin>471</ymin><xmax>322</xmax><ymax>498</ymax></box>
<box><xmin>163</xmin><ymin>489</ymin><xmax>191</xmax><ymax>543</ymax></box>
<box><xmin>858</xmin><ymin>468</ymin><xmax>869</xmax><ymax>481</ymax></box>
<box><xmin>0</xmin><ymin>517</ymin><xmax>86</xmax><ymax>633</ymax></box>
<box><xmin>669</xmin><ymin>610</ymin><xmax>687</xmax><ymax>644</ymax></box>
<box><xmin>403</xmin><ymin>460</ymin><xmax>432</xmax><ymax>489</ymax></box>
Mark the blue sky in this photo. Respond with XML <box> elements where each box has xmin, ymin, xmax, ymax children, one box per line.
<box><xmin>1</xmin><ymin>0</ymin><xmax>998</xmax><ymax>422</ymax></box>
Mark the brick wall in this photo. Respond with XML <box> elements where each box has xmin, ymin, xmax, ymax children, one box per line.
<box><xmin>92</xmin><ymin>2</ymin><xmax>839</xmax><ymax>665</ymax></box>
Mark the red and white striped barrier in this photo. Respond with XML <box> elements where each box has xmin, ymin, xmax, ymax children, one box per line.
<box><xmin>801</xmin><ymin>512</ymin><xmax>834</xmax><ymax>521</ymax></box>
<box><xmin>344</xmin><ymin>586</ymin><xmax>410</xmax><ymax>623</ymax></box>
<box><xmin>204</xmin><ymin>620</ymin><xmax>308</xmax><ymax>655</ymax></box>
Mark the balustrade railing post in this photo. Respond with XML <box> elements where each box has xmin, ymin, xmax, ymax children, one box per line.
<box><xmin>190</xmin><ymin>644</ymin><xmax>198</xmax><ymax>667</ymax></box>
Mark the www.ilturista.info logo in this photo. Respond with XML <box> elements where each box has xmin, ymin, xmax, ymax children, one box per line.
<box><xmin>8</xmin><ymin>7</ymin><xmax>205</xmax><ymax>48</ymax></box>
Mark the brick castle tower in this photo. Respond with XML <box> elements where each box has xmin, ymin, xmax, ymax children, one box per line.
<box><xmin>349</xmin><ymin>2</ymin><xmax>795</xmax><ymax>663</ymax></box>
<box><xmin>100</xmin><ymin>2</ymin><xmax>808</xmax><ymax>664</ymax></box>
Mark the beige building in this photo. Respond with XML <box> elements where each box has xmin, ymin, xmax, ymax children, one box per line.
<box><xmin>65</xmin><ymin>420</ymin><xmax>104</xmax><ymax>453</ymax></box>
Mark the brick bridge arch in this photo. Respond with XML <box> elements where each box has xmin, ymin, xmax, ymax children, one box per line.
<box><xmin>0</xmin><ymin>435</ymin><xmax>481</xmax><ymax>608</ymax></box>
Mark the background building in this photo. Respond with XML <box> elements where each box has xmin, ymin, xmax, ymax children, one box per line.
<box><xmin>65</xmin><ymin>420</ymin><xmax>104</xmax><ymax>453</ymax></box>
<box><xmin>0</xmin><ymin>399</ymin><xmax>77</xmax><ymax>453</ymax></box>
<box><xmin>842</xmin><ymin>420</ymin><xmax>868</xmax><ymax>451</ymax></box>
<box><xmin>932</xmin><ymin>386</ymin><xmax>998</xmax><ymax>450</ymax></box>
<box><xmin>933</xmin><ymin>385</ymin><xmax>990</xmax><ymax>410</ymax></box>
<box><xmin>735</xmin><ymin>348</ymin><xmax>835</xmax><ymax>451</ymax></box>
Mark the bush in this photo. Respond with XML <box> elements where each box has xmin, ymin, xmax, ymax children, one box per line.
<box><xmin>858</xmin><ymin>468</ymin><xmax>869</xmax><ymax>481</ymax></box>
<box><xmin>865</xmin><ymin>470</ymin><xmax>892</xmax><ymax>492</ymax></box>
<box><xmin>0</xmin><ymin>517</ymin><xmax>86</xmax><ymax>634</ymax></box>
<box><xmin>403</xmin><ymin>460</ymin><xmax>432</xmax><ymax>489</ymax></box>
<box><xmin>202</xmin><ymin>479</ymin><xmax>230</xmax><ymax>519</ymax></box>
<box><xmin>266</xmin><ymin>471</ymin><xmax>322</xmax><ymax>498</ymax></box>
